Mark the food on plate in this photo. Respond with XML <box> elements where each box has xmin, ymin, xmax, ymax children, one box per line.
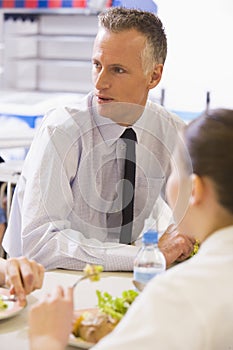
<box><xmin>72</xmin><ymin>289</ymin><xmax>138</xmax><ymax>343</ymax></box>
<box><xmin>72</xmin><ymin>308</ymin><xmax>117</xmax><ymax>344</ymax></box>
<box><xmin>96</xmin><ymin>289</ymin><xmax>138</xmax><ymax>321</ymax></box>
<box><xmin>83</xmin><ymin>264</ymin><xmax>103</xmax><ymax>281</ymax></box>
<box><xmin>0</xmin><ymin>296</ymin><xmax>8</xmax><ymax>310</ymax></box>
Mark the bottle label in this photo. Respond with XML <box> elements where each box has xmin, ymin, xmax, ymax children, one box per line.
<box><xmin>133</xmin><ymin>267</ymin><xmax>163</xmax><ymax>285</ymax></box>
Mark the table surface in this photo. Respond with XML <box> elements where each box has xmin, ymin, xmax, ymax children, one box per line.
<box><xmin>0</xmin><ymin>269</ymin><xmax>133</xmax><ymax>350</ymax></box>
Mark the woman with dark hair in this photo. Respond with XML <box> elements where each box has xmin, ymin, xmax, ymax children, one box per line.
<box><xmin>29</xmin><ymin>108</ymin><xmax>233</xmax><ymax>350</ymax></box>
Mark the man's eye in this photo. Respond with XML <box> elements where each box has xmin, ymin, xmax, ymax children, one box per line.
<box><xmin>93</xmin><ymin>62</ymin><xmax>101</xmax><ymax>69</ymax></box>
<box><xmin>113</xmin><ymin>67</ymin><xmax>125</xmax><ymax>74</ymax></box>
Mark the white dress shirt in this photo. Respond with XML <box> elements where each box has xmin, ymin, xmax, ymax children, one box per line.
<box><xmin>93</xmin><ymin>226</ymin><xmax>233</xmax><ymax>350</ymax></box>
<box><xmin>3</xmin><ymin>92</ymin><xmax>183</xmax><ymax>270</ymax></box>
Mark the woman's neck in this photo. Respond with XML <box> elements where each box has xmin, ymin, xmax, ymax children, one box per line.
<box><xmin>199</xmin><ymin>205</ymin><xmax>233</xmax><ymax>243</ymax></box>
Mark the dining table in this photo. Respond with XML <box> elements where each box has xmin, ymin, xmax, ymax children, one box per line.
<box><xmin>0</xmin><ymin>269</ymin><xmax>134</xmax><ymax>350</ymax></box>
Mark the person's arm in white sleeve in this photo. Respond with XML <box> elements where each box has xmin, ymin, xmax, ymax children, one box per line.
<box><xmin>141</xmin><ymin>195</ymin><xmax>174</xmax><ymax>235</ymax></box>
<box><xmin>3</xmin><ymin>110</ymin><xmax>139</xmax><ymax>271</ymax></box>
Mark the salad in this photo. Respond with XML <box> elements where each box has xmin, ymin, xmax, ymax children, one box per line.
<box><xmin>0</xmin><ymin>296</ymin><xmax>8</xmax><ymax>310</ymax></box>
<box><xmin>83</xmin><ymin>264</ymin><xmax>103</xmax><ymax>282</ymax></box>
<box><xmin>72</xmin><ymin>289</ymin><xmax>139</xmax><ymax>343</ymax></box>
<box><xmin>96</xmin><ymin>289</ymin><xmax>138</xmax><ymax>321</ymax></box>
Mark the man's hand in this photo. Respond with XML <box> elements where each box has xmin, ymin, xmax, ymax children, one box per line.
<box><xmin>4</xmin><ymin>257</ymin><xmax>44</xmax><ymax>305</ymax></box>
<box><xmin>158</xmin><ymin>224</ymin><xmax>196</xmax><ymax>268</ymax></box>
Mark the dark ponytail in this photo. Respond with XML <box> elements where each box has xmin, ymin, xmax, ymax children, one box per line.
<box><xmin>184</xmin><ymin>108</ymin><xmax>233</xmax><ymax>213</ymax></box>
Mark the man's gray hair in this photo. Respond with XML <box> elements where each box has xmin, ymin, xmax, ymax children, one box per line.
<box><xmin>98</xmin><ymin>7</ymin><xmax>167</xmax><ymax>74</ymax></box>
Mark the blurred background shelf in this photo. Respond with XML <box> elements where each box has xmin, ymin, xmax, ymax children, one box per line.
<box><xmin>0</xmin><ymin>10</ymin><xmax>98</xmax><ymax>93</ymax></box>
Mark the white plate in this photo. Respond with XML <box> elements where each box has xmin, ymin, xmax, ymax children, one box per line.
<box><xmin>0</xmin><ymin>288</ymin><xmax>25</xmax><ymax>320</ymax></box>
<box><xmin>69</xmin><ymin>334</ymin><xmax>94</xmax><ymax>349</ymax></box>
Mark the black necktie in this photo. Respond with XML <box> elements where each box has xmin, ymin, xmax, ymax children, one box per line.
<box><xmin>119</xmin><ymin>128</ymin><xmax>137</xmax><ymax>244</ymax></box>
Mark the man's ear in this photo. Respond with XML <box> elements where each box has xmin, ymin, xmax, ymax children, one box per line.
<box><xmin>148</xmin><ymin>64</ymin><xmax>163</xmax><ymax>89</ymax></box>
<box><xmin>189</xmin><ymin>174</ymin><xmax>205</xmax><ymax>206</ymax></box>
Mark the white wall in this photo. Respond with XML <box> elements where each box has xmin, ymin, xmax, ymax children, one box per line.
<box><xmin>154</xmin><ymin>0</ymin><xmax>233</xmax><ymax>112</ymax></box>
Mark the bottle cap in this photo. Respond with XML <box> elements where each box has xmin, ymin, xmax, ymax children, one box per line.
<box><xmin>142</xmin><ymin>230</ymin><xmax>158</xmax><ymax>244</ymax></box>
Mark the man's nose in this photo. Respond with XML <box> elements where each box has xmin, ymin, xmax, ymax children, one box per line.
<box><xmin>94</xmin><ymin>69</ymin><xmax>111</xmax><ymax>90</ymax></box>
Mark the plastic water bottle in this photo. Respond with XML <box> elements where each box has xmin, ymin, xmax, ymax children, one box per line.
<box><xmin>133</xmin><ymin>230</ymin><xmax>166</xmax><ymax>286</ymax></box>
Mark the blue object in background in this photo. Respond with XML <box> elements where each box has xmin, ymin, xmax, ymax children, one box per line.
<box><xmin>15</xmin><ymin>0</ymin><xmax>25</xmax><ymax>7</ymax></box>
<box><xmin>173</xmin><ymin>110</ymin><xmax>201</xmax><ymax>123</ymax></box>
<box><xmin>112</xmin><ymin>0</ymin><xmax>157</xmax><ymax>13</ymax></box>
<box><xmin>0</xmin><ymin>206</ymin><xmax>6</xmax><ymax>224</ymax></box>
<box><xmin>62</xmin><ymin>0</ymin><xmax>73</xmax><ymax>7</ymax></box>
<box><xmin>38</xmin><ymin>0</ymin><xmax>49</xmax><ymax>8</ymax></box>
<box><xmin>0</xmin><ymin>113</ymin><xmax>43</xmax><ymax>128</ymax></box>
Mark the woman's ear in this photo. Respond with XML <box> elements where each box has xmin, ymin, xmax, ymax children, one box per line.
<box><xmin>148</xmin><ymin>64</ymin><xmax>163</xmax><ymax>89</ymax></box>
<box><xmin>189</xmin><ymin>174</ymin><xmax>205</xmax><ymax>206</ymax></box>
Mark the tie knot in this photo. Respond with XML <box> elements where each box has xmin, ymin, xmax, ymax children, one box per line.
<box><xmin>120</xmin><ymin>128</ymin><xmax>137</xmax><ymax>142</ymax></box>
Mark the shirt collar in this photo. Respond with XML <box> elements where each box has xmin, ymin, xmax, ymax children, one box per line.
<box><xmin>95</xmin><ymin>112</ymin><xmax>125</xmax><ymax>146</ymax></box>
<box><xmin>89</xmin><ymin>93</ymin><xmax>150</xmax><ymax>146</ymax></box>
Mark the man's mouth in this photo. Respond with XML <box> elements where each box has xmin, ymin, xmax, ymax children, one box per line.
<box><xmin>96</xmin><ymin>95</ymin><xmax>114</xmax><ymax>103</ymax></box>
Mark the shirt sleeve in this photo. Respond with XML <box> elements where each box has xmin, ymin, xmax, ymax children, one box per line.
<box><xmin>3</xmin><ymin>110</ymin><xmax>140</xmax><ymax>271</ymax></box>
<box><xmin>142</xmin><ymin>195</ymin><xmax>174</xmax><ymax>235</ymax></box>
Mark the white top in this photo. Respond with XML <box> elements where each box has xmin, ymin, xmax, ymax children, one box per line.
<box><xmin>3</xmin><ymin>92</ymin><xmax>183</xmax><ymax>270</ymax></box>
<box><xmin>93</xmin><ymin>226</ymin><xmax>233</xmax><ymax>350</ymax></box>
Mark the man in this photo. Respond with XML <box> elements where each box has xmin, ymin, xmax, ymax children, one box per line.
<box><xmin>3</xmin><ymin>7</ymin><xmax>194</xmax><ymax>270</ymax></box>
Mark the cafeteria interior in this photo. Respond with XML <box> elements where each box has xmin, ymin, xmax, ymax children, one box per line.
<box><xmin>0</xmin><ymin>1</ymin><xmax>232</xmax><ymax>349</ymax></box>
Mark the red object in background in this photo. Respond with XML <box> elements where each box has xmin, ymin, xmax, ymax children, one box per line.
<box><xmin>48</xmin><ymin>0</ymin><xmax>62</xmax><ymax>7</ymax></box>
<box><xmin>106</xmin><ymin>0</ymin><xmax>112</xmax><ymax>7</ymax></box>
<box><xmin>73</xmin><ymin>0</ymin><xmax>86</xmax><ymax>7</ymax></box>
<box><xmin>25</xmin><ymin>0</ymin><xmax>38</xmax><ymax>7</ymax></box>
<box><xmin>0</xmin><ymin>0</ymin><xmax>111</xmax><ymax>8</ymax></box>
<box><xmin>2</xmin><ymin>0</ymin><xmax>15</xmax><ymax>7</ymax></box>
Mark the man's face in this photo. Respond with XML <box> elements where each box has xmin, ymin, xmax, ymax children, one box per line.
<box><xmin>92</xmin><ymin>28</ymin><xmax>158</xmax><ymax>124</ymax></box>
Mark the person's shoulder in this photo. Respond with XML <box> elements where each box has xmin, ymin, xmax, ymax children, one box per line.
<box><xmin>147</xmin><ymin>100</ymin><xmax>185</xmax><ymax>128</ymax></box>
<box><xmin>38</xmin><ymin>94</ymin><xmax>92</xmax><ymax>133</ymax></box>
<box><xmin>46</xmin><ymin>94</ymin><xmax>89</xmax><ymax>122</ymax></box>
<box><xmin>146</xmin><ymin>258</ymin><xmax>198</xmax><ymax>301</ymax></box>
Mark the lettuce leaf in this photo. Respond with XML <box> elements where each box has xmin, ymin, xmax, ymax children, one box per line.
<box><xmin>96</xmin><ymin>289</ymin><xmax>138</xmax><ymax>321</ymax></box>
